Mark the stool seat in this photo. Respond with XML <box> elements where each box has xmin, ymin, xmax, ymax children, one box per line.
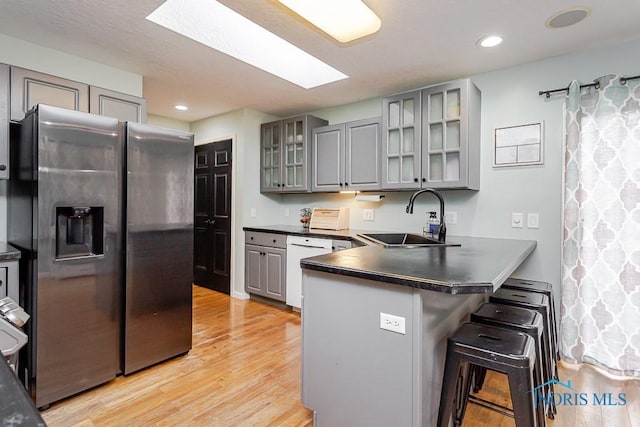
<box><xmin>474</xmin><ymin>302</ymin><xmax>539</xmax><ymax>329</ymax></box>
<box><xmin>503</xmin><ymin>278</ymin><xmax>552</xmax><ymax>293</ymax></box>
<box><xmin>471</xmin><ymin>303</ymin><xmax>547</xmax><ymax>426</ymax></box>
<box><xmin>502</xmin><ymin>278</ymin><xmax>559</xmax><ymax>362</ymax></box>
<box><xmin>453</xmin><ymin>322</ymin><xmax>533</xmax><ymax>365</ymax></box>
<box><xmin>438</xmin><ymin>322</ymin><xmax>538</xmax><ymax>427</ymax></box>
<box><xmin>490</xmin><ymin>287</ymin><xmax>557</xmax><ymax>419</ymax></box>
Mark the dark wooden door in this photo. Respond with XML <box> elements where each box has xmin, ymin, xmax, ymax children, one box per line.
<box><xmin>194</xmin><ymin>139</ymin><xmax>232</xmax><ymax>294</ymax></box>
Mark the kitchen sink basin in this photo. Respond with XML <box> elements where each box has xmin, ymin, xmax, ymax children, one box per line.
<box><xmin>356</xmin><ymin>233</ymin><xmax>461</xmax><ymax>248</ymax></box>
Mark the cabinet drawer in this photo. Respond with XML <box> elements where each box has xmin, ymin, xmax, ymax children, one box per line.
<box><xmin>245</xmin><ymin>232</ymin><xmax>287</xmax><ymax>249</ymax></box>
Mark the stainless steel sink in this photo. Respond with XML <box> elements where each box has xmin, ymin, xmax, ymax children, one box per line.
<box><xmin>356</xmin><ymin>233</ymin><xmax>461</xmax><ymax>248</ymax></box>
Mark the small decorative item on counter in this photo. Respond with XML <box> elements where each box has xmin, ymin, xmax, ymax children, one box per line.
<box><xmin>427</xmin><ymin>211</ymin><xmax>440</xmax><ymax>238</ymax></box>
<box><xmin>300</xmin><ymin>208</ymin><xmax>312</xmax><ymax>228</ymax></box>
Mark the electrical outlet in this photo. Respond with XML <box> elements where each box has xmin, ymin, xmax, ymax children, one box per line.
<box><xmin>363</xmin><ymin>209</ymin><xmax>375</xmax><ymax>221</ymax></box>
<box><xmin>527</xmin><ymin>213</ymin><xmax>540</xmax><ymax>229</ymax></box>
<box><xmin>511</xmin><ymin>212</ymin><xmax>523</xmax><ymax>228</ymax></box>
<box><xmin>250</xmin><ymin>208</ymin><xmax>256</xmax><ymax>218</ymax></box>
<box><xmin>284</xmin><ymin>208</ymin><xmax>290</xmax><ymax>217</ymax></box>
<box><xmin>380</xmin><ymin>312</ymin><xmax>406</xmax><ymax>334</ymax></box>
<box><xmin>444</xmin><ymin>211</ymin><xmax>457</xmax><ymax>224</ymax></box>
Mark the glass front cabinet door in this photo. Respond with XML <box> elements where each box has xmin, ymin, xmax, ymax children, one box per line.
<box><xmin>282</xmin><ymin>116</ymin><xmax>307</xmax><ymax>192</ymax></box>
<box><xmin>260</xmin><ymin>115</ymin><xmax>327</xmax><ymax>194</ymax></box>
<box><xmin>260</xmin><ymin>120</ymin><xmax>282</xmax><ymax>192</ymax></box>
<box><xmin>381</xmin><ymin>90</ymin><xmax>422</xmax><ymax>190</ymax></box>
<box><xmin>421</xmin><ymin>79</ymin><xmax>480</xmax><ymax>190</ymax></box>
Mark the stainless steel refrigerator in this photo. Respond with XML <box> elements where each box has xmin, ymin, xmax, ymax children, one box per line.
<box><xmin>7</xmin><ymin>105</ymin><xmax>194</xmax><ymax>407</ymax></box>
<box><xmin>122</xmin><ymin>122</ymin><xmax>193</xmax><ymax>375</ymax></box>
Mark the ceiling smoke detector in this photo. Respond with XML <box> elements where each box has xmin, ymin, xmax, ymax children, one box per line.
<box><xmin>545</xmin><ymin>7</ymin><xmax>591</xmax><ymax>29</ymax></box>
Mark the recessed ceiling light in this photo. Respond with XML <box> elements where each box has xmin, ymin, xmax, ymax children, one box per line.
<box><xmin>477</xmin><ymin>35</ymin><xmax>503</xmax><ymax>48</ymax></box>
<box><xmin>146</xmin><ymin>0</ymin><xmax>348</xmax><ymax>89</ymax></box>
<box><xmin>278</xmin><ymin>0</ymin><xmax>381</xmax><ymax>43</ymax></box>
<box><xmin>174</xmin><ymin>105</ymin><xmax>188</xmax><ymax>111</ymax></box>
<box><xmin>545</xmin><ymin>7</ymin><xmax>591</xmax><ymax>29</ymax></box>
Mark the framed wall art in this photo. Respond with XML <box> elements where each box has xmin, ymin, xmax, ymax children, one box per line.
<box><xmin>493</xmin><ymin>122</ymin><xmax>543</xmax><ymax>167</ymax></box>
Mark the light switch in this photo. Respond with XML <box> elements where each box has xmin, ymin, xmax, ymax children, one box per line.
<box><xmin>250</xmin><ymin>208</ymin><xmax>256</xmax><ymax>218</ymax></box>
<box><xmin>527</xmin><ymin>213</ymin><xmax>540</xmax><ymax>229</ymax></box>
<box><xmin>511</xmin><ymin>213</ymin><xmax>523</xmax><ymax>228</ymax></box>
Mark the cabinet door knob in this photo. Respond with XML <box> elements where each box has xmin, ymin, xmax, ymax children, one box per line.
<box><xmin>0</xmin><ymin>165</ymin><xmax>6</xmax><ymax>171</ymax></box>
<box><xmin>414</xmin><ymin>178</ymin><xmax>418</xmax><ymax>182</ymax></box>
<box><xmin>422</xmin><ymin>178</ymin><xmax>426</xmax><ymax>182</ymax></box>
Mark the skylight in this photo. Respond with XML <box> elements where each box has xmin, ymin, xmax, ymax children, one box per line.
<box><xmin>146</xmin><ymin>0</ymin><xmax>348</xmax><ymax>89</ymax></box>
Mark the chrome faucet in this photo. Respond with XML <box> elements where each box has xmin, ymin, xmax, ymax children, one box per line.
<box><xmin>405</xmin><ymin>188</ymin><xmax>447</xmax><ymax>242</ymax></box>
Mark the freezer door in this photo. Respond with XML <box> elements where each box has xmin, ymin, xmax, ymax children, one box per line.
<box><xmin>123</xmin><ymin>122</ymin><xmax>194</xmax><ymax>374</ymax></box>
<box><xmin>32</xmin><ymin>105</ymin><xmax>121</xmax><ymax>407</ymax></box>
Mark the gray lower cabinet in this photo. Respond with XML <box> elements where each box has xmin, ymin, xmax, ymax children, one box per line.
<box><xmin>89</xmin><ymin>86</ymin><xmax>147</xmax><ymax>123</ymax></box>
<box><xmin>260</xmin><ymin>114</ymin><xmax>328</xmax><ymax>193</ymax></box>
<box><xmin>245</xmin><ymin>232</ymin><xmax>286</xmax><ymax>301</ymax></box>
<box><xmin>312</xmin><ymin>117</ymin><xmax>381</xmax><ymax>192</ymax></box>
<box><xmin>10</xmin><ymin>66</ymin><xmax>89</xmax><ymax>122</ymax></box>
<box><xmin>0</xmin><ymin>64</ymin><xmax>8</xmax><ymax>179</ymax></box>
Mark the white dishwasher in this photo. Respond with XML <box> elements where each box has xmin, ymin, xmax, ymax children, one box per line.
<box><xmin>286</xmin><ymin>235</ymin><xmax>333</xmax><ymax>309</ymax></box>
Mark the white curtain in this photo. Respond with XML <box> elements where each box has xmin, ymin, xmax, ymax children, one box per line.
<box><xmin>561</xmin><ymin>75</ymin><xmax>640</xmax><ymax>377</ymax></box>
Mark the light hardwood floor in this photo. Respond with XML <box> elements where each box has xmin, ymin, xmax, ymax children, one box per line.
<box><xmin>42</xmin><ymin>286</ymin><xmax>638</xmax><ymax>426</ymax></box>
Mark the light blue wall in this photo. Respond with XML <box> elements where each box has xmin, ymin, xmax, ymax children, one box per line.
<box><xmin>190</xmin><ymin>108</ymin><xmax>281</xmax><ymax>298</ymax></box>
<box><xmin>147</xmin><ymin>114</ymin><xmax>190</xmax><ymax>132</ymax></box>
<box><xmin>0</xmin><ymin>33</ymin><xmax>143</xmax><ymax>95</ymax></box>
<box><xmin>258</xmin><ymin>37</ymin><xmax>640</xmax><ymax>296</ymax></box>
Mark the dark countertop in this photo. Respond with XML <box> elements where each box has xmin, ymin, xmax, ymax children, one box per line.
<box><xmin>0</xmin><ymin>359</ymin><xmax>46</xmax><ymax>426</ymax></box>
<box><xmin>243</xmin><ymin>225</ymin><xmax>366</xmax><ymax>242</ymax></box>
<box><xmin>243</xmin><ymin>226</ymin><xmax>536</xmax><ymax>294</ymax></box>
<box><xmin>301</xmin><ymin>236</ymin><xmax>536</xmax><ymax>294</ymax></box>
<box><xmin>0</xmin><ymin>243</ymin><xmax>21</xmax><ymax>261</ymax></box>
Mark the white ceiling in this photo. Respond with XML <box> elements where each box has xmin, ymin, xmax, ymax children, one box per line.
<box><xmin>0</xmin><ymin>0</ymin><xmax>639</xmax><ymax>122</ymax></box>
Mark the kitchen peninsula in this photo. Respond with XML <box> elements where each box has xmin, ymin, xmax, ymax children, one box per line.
<box><xmin>299</xmin><ymin>236</ymin><xmax>536</xmax><ymax>426</ymax></box>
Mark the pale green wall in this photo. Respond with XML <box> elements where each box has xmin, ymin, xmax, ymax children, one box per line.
<box><xmin>0</xmin><ymin>35</ymin><xmax>144</xmax><ymax>242</ymax></box>
<box><xmin>0</xmin><ymin>33</ymin><xmax>142</xmax><ymax>96</ymax></box>
<box><xmin>147</xmin><ymin>114</ymin><xmax>190</xmax><ymax>132</ymax></box>
<box><xmin>190</xmin><ymin>108</ymin><xmax>280</xmax><ymax>298</ymax></box>
<box><xmin>216</xmin><ymin>37</ymin><xmax>640</xmax><ymax>302</ymax></box>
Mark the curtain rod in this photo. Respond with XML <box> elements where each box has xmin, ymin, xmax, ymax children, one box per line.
<box><xmin>538</xmin><ymin>74</ymin><xmax>640</xmax><ymax>99</ymax></box>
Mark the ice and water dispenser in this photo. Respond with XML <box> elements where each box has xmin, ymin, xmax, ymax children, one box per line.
<box><xmin>56</xmin><ymin>206</ymin><xmax>104</xmax><ymax>259</ymax></box>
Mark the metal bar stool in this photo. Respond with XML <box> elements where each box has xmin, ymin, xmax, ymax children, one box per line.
<box><xmin>502</xmin><ymin>278</ymin><xmax>559</xmax><ymax>362</ymax></box>
<box><xmin>470</xmin><ymin>303</ymin><xmax>547</xmax><ymax>426</ymax></box>
<box><xmin>489</xmin><ymin>288</ymin><xmax>557</xmax><ymax>419</ymax></box>
<box><xmin>438</xmin><ymin>322</ymin><xmax>538</xmax><ymax>427</ymax></box>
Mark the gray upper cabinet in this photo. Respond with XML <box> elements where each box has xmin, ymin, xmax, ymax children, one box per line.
<box><xmin>346</xmin><ymin>118</ymin><xmax>381</xmax><ymax>191</ymax></box>
<box><xmin>89</xmin><ymin>86</ymin><xmax>147</xmax><ymax>123</ymax></box>
<box><xmin>381</xmin><ymin>90</ymin><xmax>422</xmax><ymax>190</ymax></box>
<box><xmin>312</xmin><ymin>123</ymin><xmax>343</xmax><ymax>192</ymax></box>
<box><xmin>421</xmin><ymin>79</ymin><xmax>480</xmax><ymax>190</ymax></box>
<box><xmin>0</xmin><ymin>64</ymin><xmax>8</xmax><ymax>179</ymax></box>
<box><xmin>313</xmin><ymin>117</ymin><xmax>381</xmax><ymax>192</ymax></box>
<box><xmin>381</xmin><ymin>79</ymin><xmax>480</xmax><ymax>190</ymax></box>
<box><xmin>261</xmin><ymin>114</ymin><xmax>327</xmax><ymax>193</ymax></box>
<box><xmin>10</xmin><ymin>67</ymin><xmax>89</xmax><ymax>122</ymax></box>
<box><xmin>260</xmin><ymin>120</ymin><xmax>282</xmax><ymax>192</ymax></box>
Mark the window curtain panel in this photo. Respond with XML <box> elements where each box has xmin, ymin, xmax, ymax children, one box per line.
<box><xmin>561</xmin><ymin>75</ymin><xmax>640</xmax><ymax>377</ymax></box>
